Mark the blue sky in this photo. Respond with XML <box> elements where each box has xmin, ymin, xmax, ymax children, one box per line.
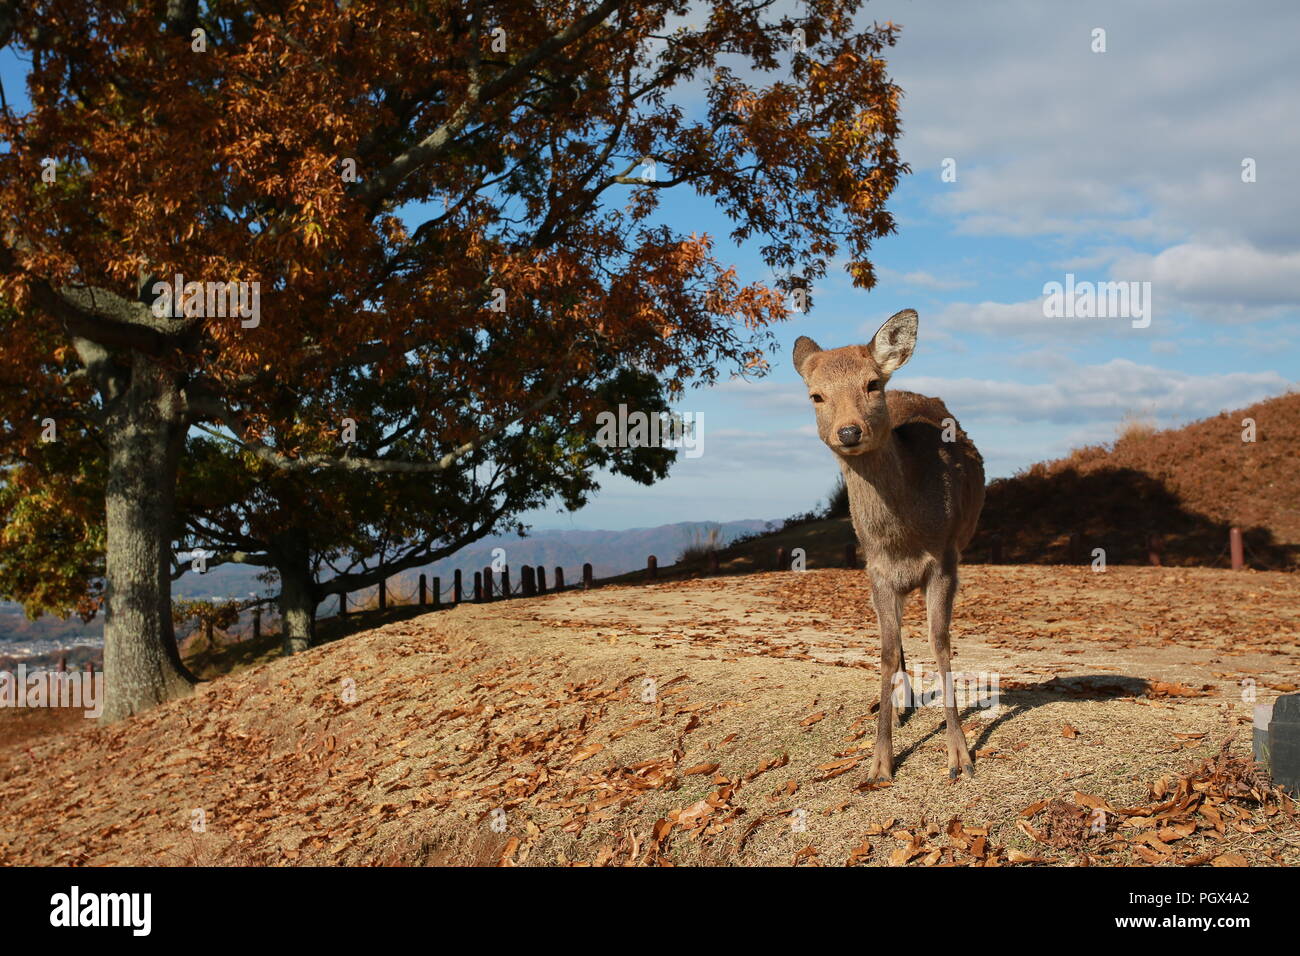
<box><xmin>530</xmin><ymin>0</ymin><xmax>1300</xmax><ymax>529</ymax></box>
<box><xmin>5</xmin><ymin>2</ymin><xmax>1296</xmax><ymax>535</ymax></box>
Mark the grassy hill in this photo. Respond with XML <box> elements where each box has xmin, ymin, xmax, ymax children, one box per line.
<box><xmin>2</xmin><ymin>567</ymin><xmax>1296</xmax><ymax>866</ymax></box>
<box><xmin>968</xmin><ymin>391</ymin><xmax>1299</xmax><ymax>569</ymax></box>
<box><xmin>650</xmin><ymin>391</ymin><xmax>1300</xmax><ymax>576</ymax></box>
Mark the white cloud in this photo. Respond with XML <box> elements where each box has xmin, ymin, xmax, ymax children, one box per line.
<box><xmin>877</xmin><ymin>266</ymin><xmax>974</xmax><ymax>291</ymax></box>
<box><xmin>1112</xmin><ymin>242</ymin><xmax>1300</xmax><ymax>317</ymax></box>
<box><xmin>713</xmin><ymin>378</ymin><xmax>807</xmax><ymax>411</ymax></box>
<box><xmin>925</xmin><ymin>298</ymin><xmax>1051</xmax><ymax>334</ymax></box>
<box><xmin>918</xmin><ymin>298</ymin><xmax>1144</xmax><ymax>340</ymax></box>
<box><xmin>883</xmin><ymin>0</ymin><xmax>1300</xmax><ymax>251</ymax></box>
<box><xmin>902</xmin><ymin>360</ymin><xmax>1292</xmax><ymax>426</ymax></box>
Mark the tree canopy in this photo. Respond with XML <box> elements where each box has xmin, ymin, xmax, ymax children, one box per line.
<box><xmin>0</xmin><ymin>0</ymin><xmax>906</xmax><ymax>719</ymax></box>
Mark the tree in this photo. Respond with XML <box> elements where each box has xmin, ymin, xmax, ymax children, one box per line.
<box><xmin>0</xmin><ymin>0</ymin><xmax>905</xmax><ymax>720</ymax></box>
<box><xmin>0</xmin><ymin>334</ymin><xmax>677</xmax><ymax>657</ymax></box>
<box><xmin>179</xmin><ymin>363</ymin><xmax>676</xmax><ymax>653</ymax></box>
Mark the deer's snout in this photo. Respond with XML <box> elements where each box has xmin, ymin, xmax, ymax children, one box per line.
<box><xmin>836</xmin><ymin>424</ymin><xmax>863</xmax><ymax>447</ymax></box>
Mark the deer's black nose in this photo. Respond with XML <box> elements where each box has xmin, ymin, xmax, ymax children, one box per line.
<box><xmin>837</xmin><ymin>425</ymin><xmax>862</xmax><ymax>446</ymax></box>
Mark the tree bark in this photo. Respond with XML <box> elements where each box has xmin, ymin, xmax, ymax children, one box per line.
<box><xmin>278</xmin><ymin>570</ymin><xmax>317</xmax><ymax>654</ymax></box>
<box><xmin>100</xmin><ymin>353</ymin><xmax>196</xmax><ymax>722</ymax></box>
<box><xmin>276</xmin><ymin>538</ymin><xmax>317</xmax><ymax>654</ymax></box>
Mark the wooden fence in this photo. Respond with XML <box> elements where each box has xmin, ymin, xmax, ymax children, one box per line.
<box><xmin>336</xmin><ymin>561</ymin><xmax>597</xmax><ymax>616</ymax></box>
<box><xmin>331</xmin><ymin>525</ymin><xmax>1270</xmax><ymax>616</ymax></box>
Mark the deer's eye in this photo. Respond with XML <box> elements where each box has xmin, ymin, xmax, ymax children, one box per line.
<box><xmin>866</xmin><ymin>380</ymin><xmax>881</xmax><ymax>393</ymax></box>
<box><xmin>810</xmin><ymin>393</ymin><xmax>825</xmax><ymax>404</ymax></box>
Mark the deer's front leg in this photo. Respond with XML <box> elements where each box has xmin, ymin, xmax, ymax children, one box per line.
<box><xmin>869</xmin><ymin>580</ymin><xmax>904</xmax><ymax>782</ymax></box>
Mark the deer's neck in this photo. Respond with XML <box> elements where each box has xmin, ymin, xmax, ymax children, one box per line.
<box><xmin>841</xmin><ymin>432</ymin><xmax>912</xmax><ymax>541</ymax></box>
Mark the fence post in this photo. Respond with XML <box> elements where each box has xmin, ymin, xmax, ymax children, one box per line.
<box><xmin>378</xmin><ymin>579</ymin><xmax>387</xmax><ymax>611</ymax></box>
<box><xmin>582</xmin><ymin>563</ymin><xmax>593</xmax><ymax>589</ymax></box>
<box><xmin>483</xmin><ymin>567</ymin><xmax>494</xmax><ymax>601</ymax></box>
<box><xmin>555</xmin><ymin>567</ymin><xmax>565</xmax><ymax>590</ymax></box>
<box><xmin>1230</xmin><ymin>527</ymin><xmax>1244</xmax><ymax>571</ymax></box>
<box><xmin>647</xmin><ymin>555</ymin><xmax>657</xmax><ymax>580</ymax></box>
<box><xmin>501</xmin><ymin>566</ymin><xmax>511</xmax><ymax>598</ymax></box>
<box><xmin>708</xmin><ymin>551</ymin><xmax>719</xmax><ymax>575</ymax></box>
<box><xmin>537</xmin><ymin>566</ymin><xmax>547</xmax><ymax>594</ymax></box>
<box><xmin>433</xmin><ymin>576</ymin><xmax>442</xmax><ymax>610</ymax></box>
<box><xmin>989</xmin><ymin>533</ymin><xmax>1002</xmax><ymax>564</ymax></box>
<box><xmin>522</xmin><ymin>565</ymin><xmax>536</xmax><ymax>596</ymax></box>
<box><xmin>776</xmin><ymin>546</ymin><xmax>788</xmax><ymax>571</ymax></box>
<box><xmin>1068</xmin><ymin>532</ymin><xmax>1083</xmax><ymax>565</ymax></box>
<box><xmin>454</xmin><ymin>569</ymin><xmax>463</xmax><ymax>604</ymax></box>
<box><xmin>204</xmin><ymin>618</ymin><xmax>214</xmax><ymax>648</ymax></box>
<box><xmin>252</xmin><ymin>607</ymin><xmax>262</xmax><ymax>642</ymax></box>
<box><xmin>1147</xmin><ymin>533</ymin><xmax>1164</xmax><ymax>567</ymax></box>
<box><xmin>339</xmin><ymin>592</ymin><xmax>347</xmax><ymax>617</ymax></box>
<box><xmin>418</xmin><ymin>573</ymin><xmax>427</xmax><ymax>607</ymax></box>
<box><xmin>474</xmin><ymin>571</ymin><xmax>483</xmax><ymax>602</ymax></box>
<box><xmin>843</xmin><ymin>543</ymin><xmax>857</xmax><ymax>569</ymax></box>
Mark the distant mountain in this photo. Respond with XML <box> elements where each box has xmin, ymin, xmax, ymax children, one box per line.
<box><xmin>0</xmin><ymin>518</ymin><xmax>777</xmax><ymax>647</ymax></box>
<box><xmin>0</xmin><ymin>603</ymin><xmax>104</xmax><ymax>655</ymax></box>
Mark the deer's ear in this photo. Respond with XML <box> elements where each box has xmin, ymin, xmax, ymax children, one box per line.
<box><xmin>869</xmin><ymin>309</ymin><xmax>918</xmax><ymax>375</ymax></box>
<box><xmin>792</xmin><ymin>336</ymin><xmax>823</xmax><ymax>377</ymax></box>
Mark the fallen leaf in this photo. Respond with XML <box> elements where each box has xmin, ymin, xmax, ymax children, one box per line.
<box><xmin>682</xmin><ymin>763</ymin><xmax>720</xmax><ymax>776</ymax></box>
<box><xmin>569</xmin><ymin>743</ymin><xmax>604</xmax><ymax>764</ymax></box>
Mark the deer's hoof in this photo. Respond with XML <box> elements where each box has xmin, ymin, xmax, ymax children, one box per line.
<box><xmin>866</xmin><ymin>762</ymin><xmax>894</xmax><ymax>785</ymax></box>
<box><xmin>948</xmin><ymin>768</ymin><xmax>960</xmax><ymax>781</ymax></box>
<box><xmin>962</xmin><ymin>762</ymin><xmax>976</xmax><ymax>779</ymax></box>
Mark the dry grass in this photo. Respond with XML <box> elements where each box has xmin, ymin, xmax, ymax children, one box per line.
<box><xmin>0</xmin><ymin>566</ymin><xmax>1295</xmax><ymax>867</ymax></box>
<box><xmin>1114</xmin><ymin>412</ymin><xmax>1160</xmax><ymax>447</ymax></box>
<box><xmin>677</xmin><ymin>525</ymin><xmax>723</xmax><ymax>565</ymax></box>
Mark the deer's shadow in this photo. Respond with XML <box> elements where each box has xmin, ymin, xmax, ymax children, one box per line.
<box><xmin>889</xmin><ymin>674</ymin><xmax>1151</xmax><ymax>772</ymax></box>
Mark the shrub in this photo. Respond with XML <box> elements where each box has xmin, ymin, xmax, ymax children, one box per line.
<box><xmin>823</xmin><ymin>474</ymin><xmax>850</xmax><ymax>518</ymax></box>
<box><xmin>677</xmin><ymin>525</ymin><xmax>722</xmax><ymax>564</ymax></box>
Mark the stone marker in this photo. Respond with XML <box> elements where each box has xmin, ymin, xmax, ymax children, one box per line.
<box><xmin>1267</xmin><ymin>693</ymin><xmax>1300</xmax><ymax>796</ymax></box>
<box><xmin>1254</xmin><ymin>702</ymin><xmax>1273</xmax><ymax>768</ymax></box>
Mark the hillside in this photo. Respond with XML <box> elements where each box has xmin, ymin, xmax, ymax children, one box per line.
<box><xmin>967</xmin><ymin>391</ymin><xmax>1299</xmax><ymax>569</ymax></box>
<box><xmin>608</xmin><ymin>392</ymin><xmax>1300</xmax><ymax>581</ymax></box>
<box><xmin>4</xmin><ymin>392</ymin><xmax>1293</xmax><ymax>659</ymax></box>
<box><xmin>1</xmin><ymin>567</ymin><xmax>1295</xmax><ymax>866</ymax></box>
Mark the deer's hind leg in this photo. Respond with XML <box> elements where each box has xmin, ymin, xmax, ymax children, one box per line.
<box><xmin>925</xmin><ymin>556</ymin><xmax>974</xmax><ymax>781</ymax></box>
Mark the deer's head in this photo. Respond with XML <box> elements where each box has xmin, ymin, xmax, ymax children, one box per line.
<box><xmin>792</xmin><ymin>309</ymin><xmax>918</xmax><ymax>457</ymax></box>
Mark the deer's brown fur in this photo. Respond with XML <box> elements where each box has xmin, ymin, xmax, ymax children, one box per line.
<box><xmin>794</xmin><ymin>309</ymin><xmax>985</xmax><ymax>781</ymax></box>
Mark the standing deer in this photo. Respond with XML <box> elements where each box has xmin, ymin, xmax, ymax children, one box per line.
<box><xmin>794</xmin><ymin>309</ymin><xmax>985</xmax><ymax>781</ymax></box>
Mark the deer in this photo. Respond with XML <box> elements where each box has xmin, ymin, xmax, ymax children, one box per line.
<box><xmin>793</xmin><ymin>309</ymin><xmax>985</xmax><ymax>782</ymax></box>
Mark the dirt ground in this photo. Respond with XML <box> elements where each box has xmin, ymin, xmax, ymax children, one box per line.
<box><xmin>0</xmin><ymin>565</ymin><xmax>1296</xmax><ymax>867</ymax></box>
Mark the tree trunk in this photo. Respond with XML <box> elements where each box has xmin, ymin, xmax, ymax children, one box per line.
<box><xmin>100</xmin><ymin>353</ymin><xmax>195</xmax><ymax>722</ymax></box>
<box><xmin>277</xmin><ymin>546</ymin><xmax>317</xmax><ymax>655</ymax></box>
